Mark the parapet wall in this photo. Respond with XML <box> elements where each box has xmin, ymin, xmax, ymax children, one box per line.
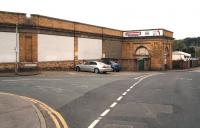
<box><xmin>0</xmin><ymin>11</ymin><xmax>123</xmax><ymax>37</ymax></box>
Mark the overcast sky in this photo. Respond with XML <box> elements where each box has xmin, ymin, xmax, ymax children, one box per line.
<box><xmin>0</xmin><ymin>0</ymin><xmax>199</xmax><ymax>39</ymax></box>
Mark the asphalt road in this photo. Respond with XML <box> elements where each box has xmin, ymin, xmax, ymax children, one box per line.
<box><xmin>0</xmin><ymin>70</ymin><xmax>200</xmax><ymax>128</ymax></box>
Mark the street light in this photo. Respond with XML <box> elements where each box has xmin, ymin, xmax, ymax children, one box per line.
<box><xmin>15</xmin><ymin>23</ymin><xmax>19</xmax><ymax>73</ymax></box>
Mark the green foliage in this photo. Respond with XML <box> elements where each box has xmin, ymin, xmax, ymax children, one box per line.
<box><xmin>173</xmin><ymin>40</ymin><xmax>187</xmax><ymax>51</ymax></box>
<box><xmin>173</xmin><ymin>37</ymin><xmax>200</xmax><ymax>57</ymax></box>
<box><xmin>196</xmin><ymin>49</ymin><xmax>200</xmax><ymax>57</ymax></box>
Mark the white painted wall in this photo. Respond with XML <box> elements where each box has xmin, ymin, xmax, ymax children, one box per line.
<box><xmin>78</xmin><ymin>38</ymin><xmax>102</xmax><ymax>60</ymax></box>
<box><xmin>172</xmin><ymin>51</ymin><xmax>191</xmax><ymax>61</ymax></box>
<box><xmin>38</xmin><ymin>34</ymin><xmax>74</xmax><ymax>61</ymax></box>
<box><xmin>0</xmin><ymin>32</ymin><xmax>18</xmax><ymax>63</ymax></box>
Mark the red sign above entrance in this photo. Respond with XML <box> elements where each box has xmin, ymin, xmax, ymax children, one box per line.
<box><xmin>123</xmin><ymin>29</ymin><xmax>163</xmax><ymax>37</ymax></box>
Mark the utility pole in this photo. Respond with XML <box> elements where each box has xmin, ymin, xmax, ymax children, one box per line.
<box><xmin>195</xmin><ymin>40</ymin><xmax>197</xmax><ymax>58</ymax></box>
<box><xmin>15</xmin><ymin>24</ymin><xmax>19</xmax><ymax>74</ymax></box>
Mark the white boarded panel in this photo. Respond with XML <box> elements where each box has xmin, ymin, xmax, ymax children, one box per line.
<box><xmin>38</xmin><ymin>34</ymin><xmax>74</xmax><ymax>61</ymax></box>
<box><xmin>0</xmin><ymin>32</ymin><xmax>18</xmax><ymax>63</ymax></box>
<box><xmin>78</xmin><ymin>38</ymin><xmax>102</xmax><ymax>60</ymax></box>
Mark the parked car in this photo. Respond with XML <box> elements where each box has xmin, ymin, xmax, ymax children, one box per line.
<box><xmin>102</xmin><ymin>60</ymin><xmax>121</xmax><ymax>72</ymax></box>
<box><xmin>75</xmin><ymin>61</ymin><xmax>112</xmax><ymax>74</ymax></box>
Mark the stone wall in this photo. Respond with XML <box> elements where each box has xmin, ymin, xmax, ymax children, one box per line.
<box><xmin>122</xmin><ymin>38</ymin><xmax>173</xmax><ymax>70</ymax></box>
<box><xmin>102</xmin><ymin>39</ymin><xmax>122</xmax><ymax>59</ymax></box>
<box><xmin>31</xmin><ymin>15</ymin><xmax>74</xmax><ymax>30</ymax></box>
<box><xmin>0</xmin><ymin>63</ymin><xmax>15</xmax><ymax>72</ymax></box>
<box><xmin>0</xmin><ymin>11</ymin><xmax>26</xmax><ymax>24</ymax></box>
<box><xmin>38</xmin><ymin>61</ymin><xmax>74</xmax><ymax>71</ymax></box>
<box><xmin>103</xmin><ymin>28</ymin><xmax>122</xmax><ymax>37</ymax></box>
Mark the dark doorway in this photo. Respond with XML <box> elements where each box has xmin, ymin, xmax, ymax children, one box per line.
<box><xmin>138</xmin><ymin>59</ymin><xmax>145</xmax><ymax>70</ymax></box>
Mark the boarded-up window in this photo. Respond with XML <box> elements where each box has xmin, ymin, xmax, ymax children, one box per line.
<box><xmin>38</xmin><ymin>34</ymin><xmax>74</xmax><ymax>61</ymax></box>
<box><xmin>78</xmin><ymin>38</ymin><xmax>102</xmax><ymax>60</ymax></box>
<box><xmin>0</xmin><ymin>32</ymin><xmax>18</xmax><ymax>63</ymax></box>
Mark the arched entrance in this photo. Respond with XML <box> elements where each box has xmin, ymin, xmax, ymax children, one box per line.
<box><xmin>135</xmin><ymin>46</ymin><xmax>150</xmax><ymax>71</ymax></box>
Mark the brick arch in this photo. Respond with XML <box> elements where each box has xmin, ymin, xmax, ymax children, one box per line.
<box><xmin>135</xmin><ymin>46</ymin><xmax>150</xmax><ymax>56</ymax></box>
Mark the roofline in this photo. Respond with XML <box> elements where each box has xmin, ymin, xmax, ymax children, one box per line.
<box><xmin>0</xmin><ymin>11</ymin><xmax>173</xmax><ymax>34</ymax></box>
<box><xmin>173</xmin><ymin>51</ymin><xmax>191</xmax><ymax>56</ymax></box>
<box><xmin>0</xmin><ymin>10</ymin><xmax>26</xmax><ymax>15</ymax></box>
<box><xmin>123</xmin><ymin>28</ymin><xmax>173</xmax><ymax>33</ymax></box>
<box><xmin>31</xmin><ymin>14</ymin><xmax>122</xmax><ymax>32</ymax></box>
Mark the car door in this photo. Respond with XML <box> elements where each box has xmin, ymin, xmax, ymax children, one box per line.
<box><xmin>88</xmin><ymin>62</ymin><xmax>97</xmax><ymax>72</ymax></box>
<box><xmin>82</xmin><ymin>62</ymin><xmax>89</xmax><ymax>71</ymax></box>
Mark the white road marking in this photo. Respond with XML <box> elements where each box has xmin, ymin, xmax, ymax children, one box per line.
<box><xmin>88</xmin><ymin>119</ymin><xmax>101</xmax><ymax>128</ymax></box>
<box><xmin>177</xmin><ymin>78</ymin><xmax>193</xmax><ymax>81</ymax></box>
<box><xmin>117</xmin><ymin>96</ymin><xmax>123</xmax><ymax>101</ymax></box>
<box><xmin>100</xmin><ymin>109</ymin><xmax>110</xmax><ymax>117</ymax></box>
<box><xmin>38</xmin><ymin>78</ymin><xmax>63</xmax><ymax>81</ymax></box>
<box><xmin>87</xmin><ymin>73</ymin><xmax>162</xmax><ymax>128</ymax></box>
<box><xmin>134</xmin><ymin>74</ymin><xmax>148</xmax><ymax>80</ymax></box>
<box><xmin>122</xmin><ymin>92</ymin><xmax>127</xmax><ymax>96</ymax></box>
<box><xmin>110</xmin><ymin>102</ymin><xmax>117</xmax><ymax>108</ymax></box>
<box><xmin>77</xmin><ymin>85</ymin><xmax>89</xmax><ymax>88</ymax></box>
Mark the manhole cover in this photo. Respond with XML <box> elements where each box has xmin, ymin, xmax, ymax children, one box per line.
<box><xmin>103</xmin><ymin>124</ymin><xmax>134</xmax><ymax>128</ymax></box>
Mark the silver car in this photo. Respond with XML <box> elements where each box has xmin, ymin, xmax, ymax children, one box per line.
<box><xmin>75</xmin><ymin>61</ymin><xmax>112</xmax><ymax>73</ymax></box>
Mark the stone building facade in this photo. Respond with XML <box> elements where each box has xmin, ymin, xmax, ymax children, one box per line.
<box><xmin>0</xmin><ymin>11</ymin><xmax>173</xmax><ymax>72</ymax></box>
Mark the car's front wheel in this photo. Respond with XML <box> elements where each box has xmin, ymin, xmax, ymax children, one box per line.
<box><xmin>94</xmin><ymin>68</ymin><xmax>99</xmax><ymax>74</ymax></box>
<box><xmin>76</xmin><ymin>67</ymin><xmax>80</xmax><ymax>72</ymax></box>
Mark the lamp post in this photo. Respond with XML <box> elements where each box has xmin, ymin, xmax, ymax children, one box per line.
<box><xmin>15</xmin><ymin>23</ymin><xmax>19</xmax><ymax>73</ymax></box>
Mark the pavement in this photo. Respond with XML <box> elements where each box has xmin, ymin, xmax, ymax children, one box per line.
<box><xmin>0</xmin><ymin>93</ymin><xmax>45</xmax><ymax>128</ymax></box>
<box><xmin>0</xmin><ymin>92</ymin><xmax>68</xmax><ymax>128</ymax></box>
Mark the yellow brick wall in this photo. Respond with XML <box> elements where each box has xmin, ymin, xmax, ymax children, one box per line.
<box><xmin>75</xmin><ymin>23</ymin><xmax>102</xmax><ymax>34</ymax></box>
<box><xmin>163</xmin><ymin>30</ymin><xmax>173</xmax><ymax>38</ymax></box>
<box><xmin>122</xmin><ymin>38</ymin><xmax>173</xmax><ymax>70</ymax></box>
<box><xmin>103</xmin><ymin>28</ymin><xmax>122</xmax><ymax>37</ymax></box>
<box><xmin>0</xmin><ymin>11</ymin><xmax>26</xmax><ymax>24</ymax></box>
<box><xmin>31</xmin><ymin>15</ymin><xmax>74</xmax><ymax>30</ymax></box>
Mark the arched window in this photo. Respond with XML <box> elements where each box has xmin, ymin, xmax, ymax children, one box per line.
<box><xmin>135</xmin><ymin>47</ymin><xmax>149</xmax><ymax>56</ymax></box>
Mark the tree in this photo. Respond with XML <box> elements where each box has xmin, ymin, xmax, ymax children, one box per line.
<box><xmin>173</xmin><ymin>37</ymin><xmax>200</xmax><ymax>57</ymax></box>
<box><xmin>173</xmin><ymin>40</ymin><xmax>187</xmax><ymax>51</ymax></box>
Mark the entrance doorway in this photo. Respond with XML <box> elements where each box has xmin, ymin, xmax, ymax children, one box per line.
<box><xmin>138</xmin><ymin>59</ymin><xmax>145</xmax><ymax>70</ymax></box>
<box><xmin>135</xmin><ymin>46</ymin><xmax>150</xmax><ymax>71</ymax></box>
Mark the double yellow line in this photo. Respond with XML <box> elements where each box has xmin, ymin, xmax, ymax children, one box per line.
<box><xmin>0</xmin><ymin>92</ymin><xmax>69</xmax><ymax>128</ymax></box>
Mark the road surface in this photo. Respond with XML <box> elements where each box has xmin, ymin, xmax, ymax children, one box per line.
<box><xmin>0</xmin><ymin>70</ymin><xmax>200</xmax><ymax>128</ymax></box>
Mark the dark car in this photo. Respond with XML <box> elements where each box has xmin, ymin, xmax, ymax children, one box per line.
<box><xmin>103</xmin><ymin>60</ymin><xmax>121</xmax><ymax>72</ymax></box>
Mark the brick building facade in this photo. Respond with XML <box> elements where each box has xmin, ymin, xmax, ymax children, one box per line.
<box><xmin>0</xmin><ymin>11</ymin><xmax>173</xmax><ymax>72</ymax></box>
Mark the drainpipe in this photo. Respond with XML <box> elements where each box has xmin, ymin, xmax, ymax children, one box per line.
<box><xmin>15</xmin><ymin>24</ymin><xmax>19</xmax><ymax>73</ymax></box>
